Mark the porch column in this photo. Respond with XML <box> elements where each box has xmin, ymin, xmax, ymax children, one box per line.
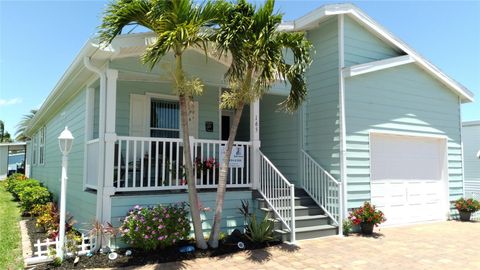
<box><xmin>250</xmin><ymin>100</ymin><xmax>261</xmax><ymax>189</ymax></box>
<box><xmin>102</xmin><ymin>69</ymin><xmax>118</xmax><ymax>224</ymax></box>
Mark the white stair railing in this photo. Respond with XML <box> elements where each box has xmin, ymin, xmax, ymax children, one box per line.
<box><xmin>301</xmin><ymin>150</ymin><xmax>342</xmax><ymax>226</ymax></box>
<box><xmin>258</xmin><ymin>150</ymin><xmax>296</xmax><ymax>243</ymax></box>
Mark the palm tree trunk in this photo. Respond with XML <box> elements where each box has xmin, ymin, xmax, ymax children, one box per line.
<box><xmin>208</xmin><ymin>100</ymin><xmax>245</xmax><ymax>248</ymax></box>
<box><xmin>175</xmin><ymin>54</ymin><xmax>208</xmax><ymax>250</ymax></box>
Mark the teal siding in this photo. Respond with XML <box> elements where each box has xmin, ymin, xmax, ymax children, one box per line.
<box><xmin>196</xmin><ymin>85</ymin><xmax>221</xmax><ymax>140</ymax></box>
<box><xmin>344</xmin><ymin>63</ymin><xmax>463</xmax><ymax>208</ymax></box>
<box><xmin>304</xmin><ymin>17</ymin><xmax>341</xmax><ymax>179</ymax></box>
<box><xmin>30</xmin><ymin>90</ymin><xmax>97</xmax><ymax>226</ymax></box>
<box><xmin>260</xmin><ymin>95</ymin><xmax>300</xmax><ymax>184</ymax></box>
<box><xmin>344</xmin><ymin>16</ymin><xmax>403</xmax><ymax>67</ymax></box>
<box><xmin>110</xmin><ymin>50</ymin><xmax>227</xmax><ymax>86</ymax></box>
<box><xmin>111</xmin><ymin>191</ymin><xmax>252</xmax><ymax>236</ymax></box>
<box><xmin>115</xmin><ymin>81</ymin><xmax>221</xmax><ymax>139</ymax></box>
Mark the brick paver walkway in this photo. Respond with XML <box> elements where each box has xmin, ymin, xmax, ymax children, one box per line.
<box><xmin>105</xmin><ymin>221</ymin><xmax>480</xmax><ymax>270</ymax></box>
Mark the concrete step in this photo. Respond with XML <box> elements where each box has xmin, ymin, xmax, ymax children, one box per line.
<box><xmin>260</xmin><ymin>205</ymin><xmax>324</xmax><ymax>217</ymax></box>
<box><xmin>275</xmin><ymin>224</ymin><xmax>338</xmax><ymax>241</ymax></box>
<box><xmin>270</xmin><ymin>214</ymin><xmax>330</xmax><ymax>230</ymax></box>
<box><xmin>256</xmin><ymin>196</ymin><xmax>316</xmax><ymax>208</ymax></box>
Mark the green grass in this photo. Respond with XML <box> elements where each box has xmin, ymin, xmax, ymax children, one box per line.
<box><xmin>0</xmin><ymin>184</ymin><xmax>23</xmax><ymax>270</ymax></box>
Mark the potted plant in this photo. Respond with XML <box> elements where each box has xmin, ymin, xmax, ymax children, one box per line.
<box><xmin>454</xmin><ymin>197</ymin><xmax>480</xmax><ymax>221</ymax></box>
<box><xmin>349</xmin><ymin>201</ymin><xmax>386</xmax><ymax>235</ymax></box>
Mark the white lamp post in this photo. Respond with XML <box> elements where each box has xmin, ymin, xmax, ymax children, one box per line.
<box><xmin>57</xmin><ymin>126</ymin><xmax>74</xmax><ymax>260</ymax></box>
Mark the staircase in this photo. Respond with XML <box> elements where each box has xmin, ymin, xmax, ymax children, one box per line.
<box><xmin>256</xmin><ymin>188</ymin><xmax>338</xmax><ymax>241</ymax></box>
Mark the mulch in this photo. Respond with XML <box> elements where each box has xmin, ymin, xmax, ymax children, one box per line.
<box><xmin>25</xmin><ymin>217</ymin><xmax>280</xmax><ymax>269</ymax></box>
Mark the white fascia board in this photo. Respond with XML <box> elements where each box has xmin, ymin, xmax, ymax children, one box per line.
<box><xmin>462</xmin><ymin>120</ymin><xmax>480</xmax><ymax>127</ymax></box>
<box><xmin>343</xmin><ymin>55</ymin><xmax>415</xmax><ymax>77</ymax></box>
<box><xmin>293</xmin><ymin>3</ymin><xmax>474</xmax><ymax>103</ymax></box>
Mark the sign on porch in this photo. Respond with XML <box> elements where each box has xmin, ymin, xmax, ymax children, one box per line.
<box><xmin>219</xmin><ymin>145</ymin><xmax>244</xmax><ymax>168</ymax></box>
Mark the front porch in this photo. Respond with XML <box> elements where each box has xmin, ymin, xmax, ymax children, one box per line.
<box><xmin>86</xmin><ymin>136</ymin><xmax>253</xmax><ymax>192</ymax></box>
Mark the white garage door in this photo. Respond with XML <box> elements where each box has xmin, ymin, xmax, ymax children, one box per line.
<box><xmin>370</xmin><ymin>133</ymin><xmax>447</xmax><ymax>226</ymax></box>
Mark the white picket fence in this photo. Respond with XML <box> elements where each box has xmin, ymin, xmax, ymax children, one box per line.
<box><xmin>31</xmin><ymin>234</ymin><xmax>94</xmax><ymax>259</ymax></box>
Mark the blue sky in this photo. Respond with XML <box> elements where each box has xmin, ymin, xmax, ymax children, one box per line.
<box><xmin>0</xmin><ymin>0</ymin><xmax>479</xmax><ymax>137</ymax></box>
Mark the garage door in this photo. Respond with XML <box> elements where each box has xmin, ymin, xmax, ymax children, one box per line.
<box><xmin>370</xmin><ymin>133</ymin><xmax>447</xmax><ymax>226</ymax></box>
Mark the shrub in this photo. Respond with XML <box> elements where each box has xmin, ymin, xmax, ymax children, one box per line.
<box><xmin>18</xmin><ymin>185</ymin><xmax>51</xmax><ymax>212</ymax></box>
<box><xmin>11</xmin><ymin>179</ymin><xmax>41</xmax><ymax>200</ymax></box>
<box><xmin>343</xmin><ymin>219</ymin><xmax>352</xmax><ymax>236</ymax></box>
<box><xmin>32</xmin><ymin>203</ymin><xmax>58</xmax><ymax>232</ymax></box>
<box><xmin>245</xmin><ymin>214</ymin><xmax>275</xmax><ymax>244</ymax></box>
<box><xmin>4</xmin><ymin>173</ymin><xmax>28</xmax><ymax>196</ymax></box>
<box><xmin>454</xmin><ymin>197</ymin><xmax>480</xmax><ymax>213</ymax></box>
<box><xmin>120</xmin><ymin>203</ymin><xmax>190</xmax><ymax>251</ymax></box>
<box><xmin>349</xmin><ymin>201</ymin><xmax>386</xmax><ymax>226</ymax></box>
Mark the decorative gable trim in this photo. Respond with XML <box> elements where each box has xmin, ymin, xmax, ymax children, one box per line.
<box><xmin>342</xmin><ymin>55</ymin><xmax>415</xmax><ymax>78</ymax></box>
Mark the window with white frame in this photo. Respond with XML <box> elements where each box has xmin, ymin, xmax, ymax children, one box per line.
<box><xmin>32</xmin><ymin>134</ymin><xmax>37</xmax><ymax>165</ymax></box>
<box><xmin>150</xmin><ymin>98</ymin><xmax>180</xmax><ymax>138</ymax></box>
<box><xmin>39</xmin><ymin>127</ymin><xmax>45</xmax><ymax>165</ymax></box>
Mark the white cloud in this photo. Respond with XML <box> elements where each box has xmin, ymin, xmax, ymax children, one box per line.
<box><xmin>0</xmin><ymin>97</ymin><xmax>22</xmax><ymax>107</ymax></box>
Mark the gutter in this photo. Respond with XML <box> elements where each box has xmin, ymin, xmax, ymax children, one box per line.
<box><xmin>83</xmin><ymin>56</ymin><xmax>107</xmax><ymax>238</ymax></box>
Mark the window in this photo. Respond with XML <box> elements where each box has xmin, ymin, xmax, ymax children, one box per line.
<box><xmin>39</xmin><ymin>127</ymin><xmax>45</xmax><ymax>165</ymax></box>
<box><xmin>32</xmin><ymin>134</ymin><xmax>37</xmax><ymax>165</ymax></box>
<box><xmin>150</xmin><ymin>99</ymin><xmax>180</xmax><ymax>138</ymax></box>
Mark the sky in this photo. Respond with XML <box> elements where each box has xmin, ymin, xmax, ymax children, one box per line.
<box><xmin>0</xmin><ymin>0</ymin><xmax>479</xmax><ymax>138</ymax></box>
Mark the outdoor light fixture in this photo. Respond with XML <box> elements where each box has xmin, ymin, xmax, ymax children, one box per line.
<box><xmin>57</xmin><ymin>126</ymin><xmax>74</xmax><ymax>260</ymax></box>
<box><xmin>58</xmin><ymin>127</ymin><xmax>74</xmax><ymax>155</ymax></box>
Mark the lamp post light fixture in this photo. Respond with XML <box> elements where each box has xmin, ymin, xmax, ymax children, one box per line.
<box><xmin>57</xmin><ymin>126</ymin><xmax>74</xmax><ymax>260</ymax></box>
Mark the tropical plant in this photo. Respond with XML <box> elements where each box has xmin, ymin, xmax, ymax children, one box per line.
<box><xmin>15</xmin><ymin>109</ymin><xmax>37</xmax><ymax>141</ymax></box>
<box><xmin>208</xmin><ymin>0</ymin><xmax>312</xmax><ymax>247</ymax></box>
<box><xmin>349</xmin><ymin>201</ymin><xmax>386</xmax><ymax>226</ymax></box>
<box><xmin>4</xmin><ymin>173</ymin><xmax>27</xmax><ymax>194</ymax></box>
<box><xmin>18</xmin><ymin>185</ymin><xmax>51</xmax><ymax>212</ymax></box>
<box><xmin>87</xmin><ymin>220</ymin><xmax>118</xmax><ymax>251</ymax></box>
<box><xmin>10</xmin><ymin>178</ymin><xmax>41</xmax><ymax>200</ymax></box>
<box><xmin>454</xmin><ymin>197</ymin><xmax>480</xmax><ymax>213</ymax></box>
<box><xmin>245</xmin><ymin>214</ymin><xmax>275</xmax><ymax>244</ymax></box>
<box><xmin>99</xmin><ymin>0</ymin><xmax>227</xmax><ymax>249</ymax></box>
<box><xmin>342</xmin><ymin>219</ymin><xmax>352</xmax><ymax>236</ymax></box>
<box><xmin>119</xmin><ymin>203</ymin><xmax>190</xmax><ymax>251</ymax></box>
<box><xmin>238</xmin><ymin>199</ymin><xmax>250</xmax><ymax>232</ymax></box>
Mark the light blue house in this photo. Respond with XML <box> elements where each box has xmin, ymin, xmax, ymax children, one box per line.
<box><xmin>25</xmin><ymin>4</ymin><xmax>474</xmax><ymax>242</ymax></box>
<box><xmin>462</xmin><ymin>121</ymin><xmax>480</xmax><ymax>199</ymax></box>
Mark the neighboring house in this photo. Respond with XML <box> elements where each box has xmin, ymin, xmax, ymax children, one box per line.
<box><xmin>462</xmin><ymin>121</ymin><xmax>480</xmax><ymax>199</ymax></box>
<box><xmin>0</xmin><ymin>142</ymin><xmax>27</xmax><ymax>180</ymax></box>
<box><xmin>25</xmin><ymin>3</ymin><xmax>474</xmax><ymax>242</ymax></box>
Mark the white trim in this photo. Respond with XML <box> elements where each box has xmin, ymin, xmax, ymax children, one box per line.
<box><xmin>146</xmin><ymin>92</ymin><xmax>179</xmax><ymax>101</ymax></box>
<box><xmin>338</xmin><ymin>14</ymin><xmax>348</xmax><ymax>233</ymax></box>
<box><xmin>83</xmin><ymin>87</ymin><xmax>95</xmax><ymax>190</ymax></box>
<box><xmin>369</xmin><ymin>129</ymin><xmax>448</xmax><ymax>140</ymax></box>
<box><xmin>38</xmin><ymin>127</ymin><xmax>45</xmax><ymax>165</ymax></box>
<box><xmin>342</xmin><ymin>55</ymin><xmax>415</xmax><ymax>77</ymax></box>
<box><xmin>290</xmin><ymin>4</ymin><xmax>474</xmax><ymax>103</ymax></box>
<box><xmin>368</xmin><ymin>131</ymin><xmax>450</xmax><ymax>224</ymax></box>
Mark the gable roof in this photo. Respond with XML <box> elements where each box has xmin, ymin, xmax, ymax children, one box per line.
<box><xmin>282</xmin><ymin>3</ymin><xmax>474</xmax><ymax>103</ymax></box>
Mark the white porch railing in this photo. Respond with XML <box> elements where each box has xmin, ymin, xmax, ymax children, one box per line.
<box><xmin>301</xmin><ymin>150</ymin><xmax>341</xmax><ymax>225</ymax></box>
<box><xmin>258</xmin><ymin>150</ymin><xmax>295</xmax><ymax>243</ymax></box>
<box><xmin>85</xmin><ymin>139</ymin><xmax>100</xmax><ymax>189</ymax></box>
<box><xmin>112</xmin><ymin>136</ymin><xmax>251</xmax><ymax>192</ymax></box>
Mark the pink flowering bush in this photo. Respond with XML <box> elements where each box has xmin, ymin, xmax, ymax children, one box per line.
<box><xmin>119</xmin><ymin>203</ymin><xmax>190</xmax><ymax>251</ymax></box>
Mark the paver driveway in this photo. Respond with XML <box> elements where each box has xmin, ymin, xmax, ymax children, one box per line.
<box><xmin>104</xmin><ymin>221</ymin><xmax>480</xmax><ymax>270</ymax></box>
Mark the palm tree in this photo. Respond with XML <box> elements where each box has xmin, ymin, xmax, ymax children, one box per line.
<box><xmin>15</xmin><ymin>109</ymin><xmax>37</xmax><ymax>141</ymax></box>
<box><xmin>208</xmin><ymin>0</ymin><xmax>312</xmax><ymax>247</ymax></box>
<box><xmin>0</xmin><ymin>120</ymin><xmax>4</xmax><ymax>141</ymax></box>
<box><xmin>99</xmin><ymin>0</ymin><xmax>227</xmax><ymax>249</ymax></box>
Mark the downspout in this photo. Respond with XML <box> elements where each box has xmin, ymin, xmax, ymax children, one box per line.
<box><xmin>338</xmin><ymin>14</ymin><xmax>348</xmax><ymax>235</ymax></box>
<box><xmin>83</xmin><ymin>56</ymin><xmax>107</xmax><ymax>229</ymax></box>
